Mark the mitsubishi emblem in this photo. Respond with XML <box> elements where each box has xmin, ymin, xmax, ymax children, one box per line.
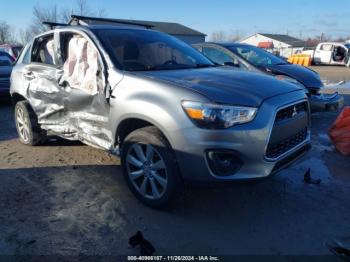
<box><xmin>292</xmin><ymin>106</ymin><xmax>298</xmax><ymax>117</ymax></box>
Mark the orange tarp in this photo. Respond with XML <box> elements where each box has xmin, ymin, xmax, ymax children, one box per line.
<box><xmin>328</xmin><ymin>106</ymin><xmax>350</xmax><ymax>156</ymax></box>
<box><xmin>258</xmin><ymin>41</ymin><xmax>274</xmax><ymax>49</ymax></box>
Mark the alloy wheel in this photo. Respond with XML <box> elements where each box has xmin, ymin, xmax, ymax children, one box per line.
<box><xmin>126</xmin><ymin>143</ymin><xmax>168</xmax><ymax>199</ymax></box>
<box><xmin>16</xmin><ymin>107</ymin><xmax>30</xmax><ymax>143</ymax></box>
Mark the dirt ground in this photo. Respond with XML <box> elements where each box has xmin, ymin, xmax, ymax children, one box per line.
<box><xmin>311</xmin><ymin>65</ymin><xmax>350</xmax><ymax>84</ymax></box>
<box><xmin>0</xmin><ymin>74</ymin><xmax>350</xmax><ymax>258</ymax></box>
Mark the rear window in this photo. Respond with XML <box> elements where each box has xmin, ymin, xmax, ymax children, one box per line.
<box><xmin>31</xmin><ymin>34</ymin><xmax>55</xmax><ymax>65</ymax></box>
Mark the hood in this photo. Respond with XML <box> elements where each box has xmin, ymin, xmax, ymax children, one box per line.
<box><xmin>267</xmin><ymin>63</ymin><xmax>323</xmax><ymax>90</ymax></box>
<box><xmin>0</xmin><ymin>66</ymin><xmax>12</xmax><ymax>78</ymax></box>
<box><xmin>138</xmin><ymin>67</ymin><xmax>302</xmax><ymax>107</ymax></box>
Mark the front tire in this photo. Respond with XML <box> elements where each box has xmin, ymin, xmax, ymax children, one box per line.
<box><xmin>121</xmin><ymin>126</ymin><xmax>182</xmax><ymax>208</ymax></box>
<box><xmin>14</xmin><ymin>101</ymin><xmax>46</xmax><ymax>146</ymax></box>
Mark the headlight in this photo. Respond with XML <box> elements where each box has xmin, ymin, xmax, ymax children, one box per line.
<box><xmin>275</xmin><ymin>75</ymin><xmax>308</xmax><ymax>91</ymax></box>
<box><xmin>276</xmin><ymin>75</ymin><xmax>303</xmax><ymax>86</ymax></box>
<box><xmin>182</xmin><ymin>101</ymin><xmax>257</xmax><ymax>129</ymax></box>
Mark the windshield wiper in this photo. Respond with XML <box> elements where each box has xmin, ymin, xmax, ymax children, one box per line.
<box><xmin>195</xmin><ymin>63</ymin><xmax>216</xmax><ymax>68</ymax></box>
<box><xmin>134</xmin><ymin>63</ymin><xmax>215</xmax><ymax>71</ymax></box>
<box><xmin>138</xmin><ymin>64</ymin><xmax>194</xmax><ymax>71</ymax></box>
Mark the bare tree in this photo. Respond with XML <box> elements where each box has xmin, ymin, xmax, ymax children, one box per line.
<box><xmin>16</xmin><ymin>4</ymin><xmax>67</xmax><ymax>44</ymax></box>
<box><xmin>97</xmin><ymin>7</ymin><xmax>107</xmax><ymax>17</ymax></box>
<box><xmin>75</xmin><ymin>0</ymin><xmax>106</xmax><ymax>17</ymax></box>
<box><xmin>17</xmin><ymin>0</ymin><xmax>108</xmax><ymax>44</ymax></box>
<box><xmin>0</xmin><ymin>21</ymin><xmax>15</xmax><ymax>44</ymax></box>
<box><xmin>60</xmin><ymin>7</ymin><xmax>74</xmax><ymax>23</ymax></box>
<box><xmin>18</xmin><ymin>28</ymin><xmax>33</xmax><ymax>45</ymax></box>
<box><xmin>210</xmin><ymin>31</ymin><xmax>227</xmax><ymax>42</ymax></box>
<box><xmin>227</xmin><ymin>30</ymin><xmax>242</xmax><ymax>42</ymax></box>
<box><xmin>76</xmin><ymin>0</ymin><xmax>90</xmax><ymax>16</ymax></box>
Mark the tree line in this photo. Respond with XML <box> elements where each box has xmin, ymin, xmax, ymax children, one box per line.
<box><xmin>0</xmin><ymin>0</ymin><xmax>106</xmax><ymax>45</ymax></box>
<box><xmin>210</xmin><ymin>30</ymin><xmax>350</xmax><ymax>46</ymax></box>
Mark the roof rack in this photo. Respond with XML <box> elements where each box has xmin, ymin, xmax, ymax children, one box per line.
<box><xmin>42</xmin><ymin>21</ymin><xmax>68</xmax><ymax>29</ymax></box>
<box><xmin>69</xmin><ymin>15</ymin><xmax>154</xmax><ymax>29</ymax></box>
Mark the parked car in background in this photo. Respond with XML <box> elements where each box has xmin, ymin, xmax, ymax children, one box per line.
<box><xmin>0</xmin><ymin>51</ymin><xmax>14</xmax><ymax>97</ymax></box>
<box><xmin>11</xmin><ymin>20</ymin><xmax>311</xmax><ymax>207</ymax></box>
<box><xmin>302</xmin><ymin>42</ymin><xmax>350</xmax><ymax>67</ymax></box>
<box><xmin>193</xmin><ymin>42</ymin><xmax>344</xmax><ymax>112</ymax></box>
<box><xmin>0</xmin><ymin>44</ymin><xmax>23</xmax><ymax>60</ymax></box>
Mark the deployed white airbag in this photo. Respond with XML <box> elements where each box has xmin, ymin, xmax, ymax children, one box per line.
<box><xmin>61</xmin><ymin>35</ymin><xmax>100</xmax><ymax>95</ymax></box>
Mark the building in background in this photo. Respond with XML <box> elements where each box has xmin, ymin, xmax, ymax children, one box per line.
<box><xmin>239</xmin><ymin>33</ymin><xmax>305</xmax><ymax>58</ymax></box>
<box><xmin>69</xmin><ymin>16</ymin><xmax>206</xmax><ymax>44</ymax></box>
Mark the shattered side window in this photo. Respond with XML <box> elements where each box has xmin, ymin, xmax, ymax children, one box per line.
<box><xmin>22</xmin><ymin>46</ymin><xmax>31</xmax><ymax>64</ymax></box>
<box><xmin>32</xmin><ymin>34</ymin><xmax>55</xmax><ymax>65</ymax></box>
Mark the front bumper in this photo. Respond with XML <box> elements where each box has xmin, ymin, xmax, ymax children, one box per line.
<box><xmin>309</xmin><ymin>92</ymin><xmax>344</xmax><ymax>112</ymax></box>
<box><xmin>171</xmin><ymin>91</ymin><xmax>310</xmax><ymax>182</ymax></box>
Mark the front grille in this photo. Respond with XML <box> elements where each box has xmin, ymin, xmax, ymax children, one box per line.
<box><xmin>266</xmin><ymin>101</ymin><xmax>309</xmax><ymax>159</ymax></box>
<box><xmin>266</xmin><ymin>128</ymin><xmax>307</xmax><ymax>159</ymax></box>
<box><xmin>271</xmin><ymin>143</ymin><xmax>311</xmax><ymax>173</ymax></box>
<box><xmin>275</xmin><ymin>102</ymin><xmax>308</xmax><ymax>122</ymax></box>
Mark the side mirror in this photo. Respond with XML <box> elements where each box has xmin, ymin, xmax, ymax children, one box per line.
<box><xmin>224</xmin><ymin>61</ymin><xmax>240</xmax><ymax>67</ymax></box>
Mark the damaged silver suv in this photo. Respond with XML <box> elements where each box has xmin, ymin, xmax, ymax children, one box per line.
<box><xmin>10</xmin><ymin>21</ymin><xmax>311</xmax><ymax>207</ymax></box>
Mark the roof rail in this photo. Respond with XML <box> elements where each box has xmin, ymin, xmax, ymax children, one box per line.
<box><xmin>42</xmin><ymin>21</ymin><xmax>68</xmax><ymax>29</ymax></box>
<box><xmin>69</xmin><ymin>15</ymin><xmax>154</xmax><ymax>29</ymax></box>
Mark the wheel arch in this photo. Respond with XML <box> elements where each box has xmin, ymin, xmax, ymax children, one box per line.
<box><xmin>11</xmin><ymin>92</ymin><xmax>26</xmax><ymax>107</ymax></box>
<box><xmin>116</xmin><ymin>117</ymin><xmax>174</xmax><ymax>149</ymax></box>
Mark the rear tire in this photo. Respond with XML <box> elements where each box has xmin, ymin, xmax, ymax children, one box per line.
<box><xmin>121</xmin><ymin>126</ymin><xmax>182</xmax><ymax>208</ymax></box>
<box><xmin>14</xmin><ymin>101</ymin><xmax>46</xmax><ymax>146</ymax></box>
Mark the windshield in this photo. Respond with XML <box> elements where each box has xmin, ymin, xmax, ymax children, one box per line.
<box><xmin>95</xmin><ymin>29</ymin><xmax>214</xmax><ymax>71</ymax></box>
<box><xmin>345</xmin><ymin>43</ymin><xmax>350</xmax><ymax>49</ymax></box>
<box><xmin>228</xmin><ymin>45</ymin><xmax>287</xmax><ymax>67</ymax></box>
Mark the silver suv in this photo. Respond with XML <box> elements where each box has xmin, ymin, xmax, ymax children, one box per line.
<box><xmin>10</xmin><ymin>23</ymin><xmax>311</xmax><ymax>207</ymax></box>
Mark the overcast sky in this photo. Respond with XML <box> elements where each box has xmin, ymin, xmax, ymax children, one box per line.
<box><xmin>2</xmin><ymin>0</ymin><xmax>349</xmax><ymax>39</ymax></box>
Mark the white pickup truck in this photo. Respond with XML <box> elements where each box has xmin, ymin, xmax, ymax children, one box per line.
<box><xmin>302</xmin><ymin>42</ymin><xmax>350</xmax><ymax>66</ymax></box>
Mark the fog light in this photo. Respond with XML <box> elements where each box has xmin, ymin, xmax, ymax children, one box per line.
<box><xmin>206</xmin><ymin>150</ymin><xmax>243</xmax><ymax>176</ymax></box>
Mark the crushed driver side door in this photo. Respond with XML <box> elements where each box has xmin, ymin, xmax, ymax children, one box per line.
<box><xmin>55</xmin><ymin>30</ymin><xmax>113</xmax><ymax>150</ymax></box>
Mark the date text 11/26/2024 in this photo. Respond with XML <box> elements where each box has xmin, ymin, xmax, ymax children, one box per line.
<box><xmin>127</xmin><ymin>256</ymin><xmax>220</xmax><ymax>261</ymax></box>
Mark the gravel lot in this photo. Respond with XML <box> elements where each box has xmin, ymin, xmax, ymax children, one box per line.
<box><xmin>311</xmin><ymin>65</ymin><xmax>350</xmax><ymax>84</ymax></box>
<box><xmin>0</xmin><ymin>69</ymin><xmax>350</xmax><ymax>258</ymax></box>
